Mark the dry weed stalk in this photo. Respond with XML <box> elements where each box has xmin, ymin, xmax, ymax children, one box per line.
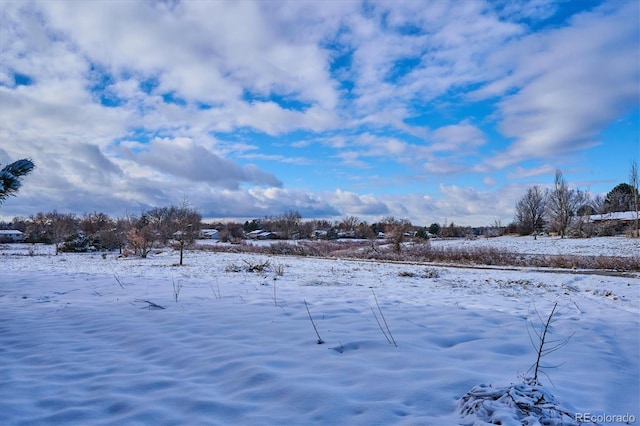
<box><xmin>113</xmin><ymin>272</ymin><xmax>125</xmax><ymax>289</ymax></box>
<box><xmin>172</xmin><ymin>278</ymin><xmax>183</xmax><ymax>303</ymax></box>
<box><xmin>304</xmin><ymin>300</ymin><xmax>324</xmax><ymax>344</ymax></box>
<box><xmin>210</xmin><ymin>279</ymin><xmax>222</xmax><ymax>300</ymax></box>
<box><xmin>371</xmin><ymin>289</ymin><xmax>397</xmax><ymax>347</ymax></box>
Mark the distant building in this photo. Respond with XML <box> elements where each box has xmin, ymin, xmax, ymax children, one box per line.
<box><xmin>587</xmin><ymin>211</ymin><xmax>638</xmax><ymax>235</ymax></box>
<box><xmin>588</xmin><ymin>211</ymin><xmax>637</xmax><ymax>223</ymax></box>
<box><xmin>199</xmin><ymin>229</ymin><xmax>220</xmax><ymax>239</ymax></box>
<box><xmin>0</xmin><ymin>230</ymin><xmax>25</xmax><ymax>243</ymax></box>
<box><xmin>314</xmin><ymin>230</ymin><xmax>328</xmax><ymax>239</ymax></box>
<box><xmin>247</xmin><ymin>230</ymin><xmax>277</xmax><ymax>240</ymax></box>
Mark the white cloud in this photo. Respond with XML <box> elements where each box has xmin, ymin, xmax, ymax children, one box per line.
<box><xmin>342</xmin><ymin>0</ymin><xmax>523</xmax><ymax>119</ymax></box>
<box><xmin>507</xmin><ymin>164</ymin><xmax>555</xmax><ymax>179</ymax></box>
<box><xmin>38</xmin><ymin>0</ymin><xmax>340</xmax><ymax>111</ymax></box>
<box><xmin>495</xmin><ymin>0</ymin><xmax>559</xmax><ymax>21</ymax></box>
<box><xmin>429</xmin><ymin>121</ymin><xmax>486</xmax><ymax>152</ymax></box>
<box><xmin>233</xmin><ymin>102</ymin><xmax>342</xmax><ymax>136</ymax></box>
<box><xmin>245</xmin><ymin>187</ymin><xmax>339</xmax><ymax>218</ymax></box>
<box><xmin>320</xmin><ymin>124</ymin><xmax>486</xmax><ymax>172</ymax></box>
<box><xmin>322</xmin><ymin>185</ymin><xmax>526</xmax><ymax>227</ymax></box>
<box><xmin>331</xmin><ymin>189</ymin><xmax>390</xmax><ymax>216</ymax></box>
<box><xmin>483</xmin><ymin>176</ymin><xmax>497</xmax><ymax>187</ymax></box>
<box><xmin>431</xmin><ymin>183</ymin><xmax>520</xmax><ymax>224</ymax></box>
<box><xmin>479</xmin><ymin>1</ymin><xmax>640</xmax><ymax>168</ymax></box>
<box><xmin>126</xmin><ymin>137</ymin><xmax>282</xmax><ymax>189</ymax></box>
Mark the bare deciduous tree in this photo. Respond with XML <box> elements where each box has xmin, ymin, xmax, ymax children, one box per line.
<box><xmin>547</xmin><ymin>170</ymin><xmax>586</xmax><ymax>238</ymax></box>
<box><xmin>274</xmin><ymin>209</ymin><xmax>302</xmax><ymax>239</ymax></box>
<box><xmin>515</xmin><ymin>185</ymin><xmax>546</xmax><ymax>237</ymax></box>
<box><xmin>169</xmin><ymin>203</ymin><xmax>201</xmax><ymax>266</ymax></box>
<box><xmin>591</xmin><ymin>194</ymin><xmax>606</xmax><ymax>215</ymax></box>
<box><xmin>631</xmin><ymin>161</ymin><xmax>639</xmax><ymax>237</ymax></box>
<box><xmin>146</xmin><ymin>206</ymin><xmax>175</xmax><ymax>245</ymax></box>
<box><xmin>380</xmin><ymin>216</ymin><xmax>412</xmax><ymax>254</ymax></box>
<box><xmin>80</xmin><ymin>212</ymin><xmax>116</xmax><ymax>250</ymax></box>
<box><xmin>339</xmin><ymin>215</ymin><xmax>360</xmax><ymax>234</ymax></box>
<box><xmin>124</xmin><ymin>204</ymin><xmax>201</xmax><ymax>263</ymax></box>
<box><xmin>126</xmin><ymin>213</ymin><xmax>156</xmax><ymax>258</ymax></box>
<box><xmin>355</xmin><ymin>221</ymin><xmax>376</xmax><ymax>240</ymax></box>
<box><xmin>44</xmin><ymin>211</ymin><xmax>77</xmax><ymax>254</ymax></box>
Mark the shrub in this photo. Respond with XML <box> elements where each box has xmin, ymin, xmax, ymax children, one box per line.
<box><xmin>59</xmin><ymin>233</ymin><xmax>94</xmax><ymax>253</ymax></box>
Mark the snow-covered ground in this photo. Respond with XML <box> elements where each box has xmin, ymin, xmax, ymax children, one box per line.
<box><xmin>429</xmin><ymin>235</ymin><xmax>640</xmax><ymax>258</ymax></box>
<box><xmin>1</xmin><ymin>238</ymin><xmax>638</xmax><ymax>425</ymax></box>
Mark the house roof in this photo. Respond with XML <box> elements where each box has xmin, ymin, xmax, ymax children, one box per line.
<box><xmin>0</xmin><ymin>230</ymin><xmax>23</xmax><ymax>235</ymax></box>
<box><xmin>589</xmin><ymin>211</ymin><xmax>638</xmax><ymax>222</ymax></box>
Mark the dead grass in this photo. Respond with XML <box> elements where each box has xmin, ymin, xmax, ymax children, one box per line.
<box><xmin>198</xmin><ymin>240</ymin><xmax>639</xmax><ymax>272</ymax></box>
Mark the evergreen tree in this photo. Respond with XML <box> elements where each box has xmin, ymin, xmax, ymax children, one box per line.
<box><xmin>603</xmin><ymin>183</ymin><xmax>639</xmax><ymax>213</ymax></box>
<box><xmin>0</xmin><ymin>159</ymin><xmax>35</xmax><ymax>205</ymax></box>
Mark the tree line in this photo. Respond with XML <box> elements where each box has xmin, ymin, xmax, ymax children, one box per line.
<box><xmin>3</xmin><ymin>204</ymin><xmax>508</xmax><ymax>260</ymax></box>
<box><xmin>514</xmin><ymin>164</ymin><xmax>639</xmax><ymax>238</ymax></box>
<box><xmin>4</xmin><ymin>204</ymin><xmax>201</xmax><ymax>265</ymax></box>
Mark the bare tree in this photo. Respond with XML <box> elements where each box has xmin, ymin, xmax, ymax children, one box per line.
<box><xmin>631</xmin><ymin>160</ymin><xmax>639</xmax><ymax>237</ymax></box>
<box><xmin>297</xmin><ymin>220</ymin><xmax>314</xmax><ymax>240</ymax></box>
<box><xmin>25</xmin><ymin>212</ymin><xmax>49</xmax><ymax>243</ymax></box>
<box><xmin>220</xmin><ymin>221</ymin><xmax>245</xmax><ymax>242</ymax></box>
<box><xmin>105</xmin><ymin>216</ymin><xmax>131</xmax><ymax>254</ymax></box>
<box><xmin>274</xmin><ymin>209</ymin><xmax>302</xmax><ymax>239</ymax></box>
<box><xmin>126</xmin><ymin>213</ymin><xmax>156</xmax><ymax>258</ymax></box>
<box><xmin>591</xmin><ymin>194</ymin><xmax>606</xmax><ymax>215</ymax></box>
<box><xmin>169</xmin><ymin>203</ymin><xmax>201</xmax><ymax>266</ymax></box>
<box><xmin>146</xmin><ymin>206</ymin><xmax>175</xmax><ymax>245</ymax></box>
<box><xmin>125</xmin><ymin>204</ymin><xmax>201</xmax><ymax>262</ymax></box>
<box><xmin>80</xmin><ymin>212</ymin><xmax>116</xmax><ymax>250</ymax></box>
<box><xmin>380</xmin><ymin>216</ymin><xmax>412</xmax><ymax>254</ymax></box>
<box><xmin>515</xmin><ymin>185</ymin><xmax>546</xmax><ymax>237</ymax></box>
<box><xmin>45</xmin><ymin>211</ymin><xmax>77</xmax><ymax>254</ymax></box>
<box><xmin>355</xmin><ymin>221</ymin><xmax>376</xmax><ymax>240</ymax></box>
<box><xmin>339</xmin><ymin>215</ymin><xmax>360</xmax><ymax>234</ymax></box>
<box><xmin>547</xmin><ymin>170</ymin><xmax>586</xmax><ymax>238</ymax></box>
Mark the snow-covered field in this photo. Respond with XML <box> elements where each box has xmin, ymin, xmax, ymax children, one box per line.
<box><xmin>429</xmin><ymin>235</ymin><xmax>640</xmax><ymax>258</ymax></box>
<box><xmin>1</xmin><ymin>237</ymin><xmax>638</xmax><ymax>425</ymax></box>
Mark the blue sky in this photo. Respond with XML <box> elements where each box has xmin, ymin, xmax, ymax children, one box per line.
<box><xmin>0</xmin><ymin>0</ymin><xmax>638</xmax><ymax>226</ymax></box>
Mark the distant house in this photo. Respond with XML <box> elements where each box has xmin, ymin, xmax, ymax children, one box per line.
<box><xmin>0</xmin><ymin>230</ymin><xmax>25</xmax><ymax>243</ymax></box>
<box><xmin>314</xmin><ymin>230</ymin><xmax>328</xmax><ymax>239</ymax></box>
<box><xmin>337</xmin><ymin>230</ymin><xmax>356</xmax><ymax>239</ymax></box>
<box><xmin>247</xmin><ymin>230</ymin><xmax>276</xmax><ymax>240</ymax></box>
<box><xmin>588</xmin><ymin>211</ymin><xmax>637</xmax><ymax>223</ymax></box>
<box><xmin>199</xmin><ymin>229</ymin><xmax>220</xmax><ymax>239</ymax></box>
<box><xmin>587</xmin><ymin>211</ymin><xmax>638</xmax><ymax>235</ymax></box>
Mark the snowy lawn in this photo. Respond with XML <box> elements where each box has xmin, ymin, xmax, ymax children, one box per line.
<box><xmin>429</xmin><ymin>234</ymin><xmax>640</xmax><ymax>258</ymax></box>
<box><xmin>1</xmin><ymin>239</ymin><xmax>638</xmax><ymax>425</ymax></box>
